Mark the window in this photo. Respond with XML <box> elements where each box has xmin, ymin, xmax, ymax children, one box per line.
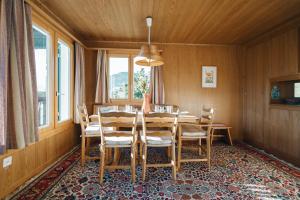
<box><xmin>108</xmin><ymin>53</ymin><xmax>152</xmax><ymax>102</ymax></box>
<box><xmin>109</xmin><ymin>56</ymin><xmax>129</xmax><ymax>99</ymax></box>
<box><xmin>57</xmin><ymin>40</ymin><xmax>71</xmax><ymax>122</ymax></box>
<box><xmin>33</xmin><ymin>25</ymin><xmax>50</xmax><ymax>127</ymax></box>
<box><xmin>133</xmin><ymin>57</ymin><xmax>151</xmax><ymax>100</ymax></box>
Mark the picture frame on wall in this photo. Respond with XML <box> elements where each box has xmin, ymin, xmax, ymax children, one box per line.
<box><xmin>202</xmin><ymin>66</ymin><xmax>217</xmax><ymax>88</ymax></box>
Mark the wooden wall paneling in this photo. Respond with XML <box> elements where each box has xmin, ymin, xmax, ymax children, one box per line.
<box><xmin>244</xmin><ymin>47</ymin><xmax>255</xmax><ymax>144</ymax></box>
<box><xmin>243</xmin><ymin>27</ymin><xmax>300</xmax><ymax>167</ymax></box>
<box><xmin>36</xmin><ymin>138</ymin><xmax>47</xmax><ymax>168</ymax></box>
<box><xmin>253</xmin><ymin>43</ymin><xmax>266</xmax><ymax>147</ymax></box>
<box><xmin>0</xmin><ymin>125</ymin><xmax>78</xmax><ymax>198</ymax></box>
<box><xmin>299</xmin><ymin>27</ymin><xmax>300</xmax><ymax>73</ymax></box>
<box><xmin>269</xmin><ymin>29</ymin><xmax>298</xmax><ymax>78</ymax></box>
<box><xmin>162</xmin><ymin>45</ymin><xmax>180</xmax><ymax>107</ymax></box>
<box><xmin>290</xmin><ymin>111</ymin><xmax>300</xmax><ymax>166</ymax></box>
<box><xmin>84</xmin><ymin>49</ymin><xmax>98</xmax><ymax>114</ymax></box>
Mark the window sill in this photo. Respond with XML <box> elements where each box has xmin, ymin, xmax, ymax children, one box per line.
<box><xmin>39</xmin><ymin>121</ymin><xmax>74</xmax><ymax>140</ymax></box>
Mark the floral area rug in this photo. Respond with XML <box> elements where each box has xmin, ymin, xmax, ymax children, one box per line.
<box><xmin>10</xmin><ymin>143</ymin><xmax>300</xmax><ymax>200</ymax></box>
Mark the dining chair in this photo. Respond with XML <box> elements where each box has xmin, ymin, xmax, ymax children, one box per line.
<box><xmin>98</xmin><ymin>110</ymin><xmax>138</xmax><ymax>183</ymax></box>
<box><xmin>77</xmin><ymin>104</ymin><xmax>101</xmax><ymax>166</ymax></box>
<box><xmin>141</xmin><ymin>111</ymin><xmax>179</xmax><ymax>181</ymax></box>
<box><xmin>177</xmin><ymin>106</ymin><xmax>214</xmax><ymax>171</ymax></box>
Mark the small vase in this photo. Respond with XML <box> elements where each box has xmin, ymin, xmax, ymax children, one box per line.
<box><xmin>142</xmin><ymin>93</ymin><xmax>151</xmax><ymax>113</ymax></box>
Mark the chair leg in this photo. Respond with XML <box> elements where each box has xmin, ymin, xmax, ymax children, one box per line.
<box><xmin>113</xmin><ymin>147</ymin><xmax>120</xmax><ymax>165</ymax></box>
<box><xmin>142</xmin><ymin>143</ymin><xmax>147</xmax><ymax>181</ymax></box>
<box><xmin>167</xmin><ymin>146</ymin><xmax>171</xmax><ymax>159</ymax></box>
<box><xmin>86</xmin><ymin>138</ymin><xmax>91</xmax><ymax>155</ymax></box>
<box><xmin>131</xmin><ymin>145</ymin><xmax>136</xmax><ymax>183</ymax></box>
<box><xmin>99</xmin><ymin>145</ymin><xmax>106</xmax><ymax>183</ymax></box>
<box><xmin>81</xmin><ymin>136</ymin><xmax>85</xmax><ymax>166</ymax></box>
<box><xmin>207</xmin><ymin>137</ymin><xmax>211</xmax><ymax>171</ymax></box>
<box><xmin>177</xmin><ymin>138</ymin><xmax>182</xmax><ymax>171</ymax></box>
<box><xmin>211</xmin><ymin>128</ymin><xmax>215</xmax><ymax>145</ymax></box>
<box><xmin>139</xmin><ymin>142</ymin><xmax>143</xmax><ymax>164</ymax></box>
<box><xmin>172</xmin><ymin>143</ymin><xmax>176</xmax><ymax>180</ymax></box>
<box><xmin>198</xmin><ymin>138</ymin><xmax>202</xmax><ymax>155</ymax></box>
<box><xmin>227</xmin><ymin>128</ymin><xmax>233</xmax><ymax>146</ymax></box>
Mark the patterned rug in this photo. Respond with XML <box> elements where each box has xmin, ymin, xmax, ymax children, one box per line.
<box><xmin>10</xmin><ymin>143</ymin><xmax>300</xmax><ymax>200</ymax></box>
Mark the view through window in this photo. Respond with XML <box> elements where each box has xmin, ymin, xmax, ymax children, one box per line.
<box><xmin>109</xmin><ymin>57</ymin><xmax>129</xmax><ymax>99</ymax></box>
<box><xmin>33</xmin><ymin>26</ymin><xmax>50</xmax><ymax>127</ymax></box>
<box><xmin>133</xmin><ymin>57</ymin><xmax>151</xmax><ymax>100</ymax></box>
<box><xmin>57</xmin><ymin>40</ymin><xmax>71</xmax><ymax>122</ymax></box>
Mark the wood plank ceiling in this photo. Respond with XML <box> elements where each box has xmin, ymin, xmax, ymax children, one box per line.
<box><xmin>37</xmin><ymin>0</ymin><xmax>300</xmax><ymax>44</ymax></box>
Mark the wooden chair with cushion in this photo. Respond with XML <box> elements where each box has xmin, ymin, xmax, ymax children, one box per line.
<box><xmin>141</xmin><ymin>111</ymin><xmax>179</xmax><ymax>181</ymax></box>
<box><xmin>77</xmin><ymin>104</ymin><xmax>101</xmax><ymax>166</ymax></box>
<box><xmin>98</xmin><ymin>110</ymin><xmax>138</xmax><ymax>183</ymax></box>
<box><xmin>177</xmin><ymin>106</ymin><xmax>214</xmax><ymax>171</ymax></box>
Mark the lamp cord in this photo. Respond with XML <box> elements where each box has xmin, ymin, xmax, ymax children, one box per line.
<box><xmin>148</xmin><ymin>26</ymin><xmax>151</xmax><ymax>45</ymax></box>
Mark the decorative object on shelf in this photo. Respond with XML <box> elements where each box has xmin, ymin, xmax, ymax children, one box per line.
<box><xmin>202</xmin><ymin>66</ymin><xmax>217</xmax><ymax>88</ymax></box>
<box><xmin>135</xmin><ymin>17</ymin><xmax>163</xmax><ymax>67</ymax></box>
<box><xmin>271</xmin><ymin>85</ymin><xmax>280</xmax><ymax>100</ymax></box>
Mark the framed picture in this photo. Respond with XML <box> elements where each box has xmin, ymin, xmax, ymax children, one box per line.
<box><xmin>202</xmin><ymin>66</ymin><xmax>217</xmax><ymax>88</ymax></box>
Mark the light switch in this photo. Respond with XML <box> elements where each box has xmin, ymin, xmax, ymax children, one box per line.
<box><xmin>3</xmin><ymin>156</ymin><xmax>12</xmax><ymax>168</ymax></box>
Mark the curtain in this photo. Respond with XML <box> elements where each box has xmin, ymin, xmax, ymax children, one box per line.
<box><xmin>74</xmin><ymin>42</ymin><xmax>86</xmax><ymax>123</ymax></box>
<box><xmin>95</xmin><ymin>50</ymin><xmax>110</xmax><ymax>104</ymax></box>
<box><xmin>0</xmin><ymin>0</ymin><xmax>39</xmax><ymax>154</ymax></box>
<box><xmin>150</xmin><ymin>66</ymin><xmax>165</xmax><ymax>104</ymax></box>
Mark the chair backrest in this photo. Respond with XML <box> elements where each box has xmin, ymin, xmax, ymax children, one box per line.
<box><xmin>200</xmin><ymin>105</ymin><xmax>214</xmax><ymax>125</ymax></box>
<box><xmin>98</xmin><ymin>109</ymin><xmax>138</xmax><ymax>144</ymax></box>
<box><xmin>94</xmin><ymin>104</ymin><xmax>119</xmax><ymax>114</ymax></box>
<box><xmin>152</xmin><ymin>104</ymin><xmax>179</xmax><ymax>113</ymax></box>
<box><xmin>77</xmin><ymin>104</ymin><xmax>90</xmax><ymax>132</ymax></box>
<box><xmin>142</xmin><ymin>110</ymin><xmax>179</xmax><ymax>140</ymax></box>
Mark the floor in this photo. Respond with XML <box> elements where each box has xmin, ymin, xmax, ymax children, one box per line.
<box><xmin>9</xmin><ymin>143</ymin><xmax>300</xmax><ymax>200</ymax></box>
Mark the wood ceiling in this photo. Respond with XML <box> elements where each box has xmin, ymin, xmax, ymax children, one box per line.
<box><xmin>37</xmin><ymin>0</ymin><xmax>300</xmax><ymax>45</ymax></box>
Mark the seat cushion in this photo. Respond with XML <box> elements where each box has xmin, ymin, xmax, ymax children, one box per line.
<box><xmin>145</xmin><ymin>130</ymin><xmax>173</xmax><ymax>145</ymax></box>
<box><xmin>104</xmin><ymin>133</ymin><xmax>133</xmax><ymax>145</ymax></box>
<box><xmin>85</xmin><ymin>126</ymin><xmax>114</xmax><ymax>136</ymax></box>
<box><xmin>85</xmin><ymin>125</ymin><xmax>101</xmax><ymax>135</ymax></box>
<box><xmin>181</xmin><ymin>126</ymin><xmax>207</xmax><ymax>137</ymax></box>
<box><xmin>89</xmin><ymin>121</ymin><xmax>99</xmax><ymax>126</ymax></box>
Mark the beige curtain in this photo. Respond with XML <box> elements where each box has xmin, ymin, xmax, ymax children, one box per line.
<box><xmin>0</xmin><ymin>0</ymin><xmax>39</xmax><ymax>154</ymax></box>
<box><xmin>74</xmin><ymin>42</ymin><xmax>85</xmax><ymax>123</ymax></box>
<box><xmin>95</xmin><ymin>50</ymin><xmax>110</xmax><ymax>104</ymax></box>
<box><xmin>150</xmin><ymin>66</ymin><xmax>165</xmax><ymax>104</ymax></box>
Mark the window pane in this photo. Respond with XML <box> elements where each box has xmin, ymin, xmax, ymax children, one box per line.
<box><xmin>133</xmin><ymin>57</ymin><xmax>151</xmax><ymax>100</ymax></box>
<box><xmin>109</xmin><ymin>57</ymin><xmax>129</xmax><ymax>99</ymax></box>
<box><xmin>33</xmin><ymin>26</ymin><xmax>50</xmax><ymax>127</ymax></box>
<box><xmin>57</xmin><ymin>40</ymin><xmax>70</xmax><ymax>122</ymax></box>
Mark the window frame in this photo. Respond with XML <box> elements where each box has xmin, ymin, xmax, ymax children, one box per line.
<box><xmin>55</xmin><ymin>33</ymin><xmax>74</xmax><ymax>127</ymax></box>
<box><xmin>32</xmin><ymin>21</ymin><xmax>55</xmax><ymax>134</ymax></box>
<box><xmin>32</xmin><ymin>12</ymin><xmax>75</xmax><ymax>136</ymax></box>
<box><xmin>108</xmin><ymin>50</ymin><xmax>150</xmax><ymax>104</ymax></box>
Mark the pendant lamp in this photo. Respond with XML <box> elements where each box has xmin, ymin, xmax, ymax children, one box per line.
<box><xmin>135</xmin><ymin>17</ymin><xmax>164</xmax><ymax>67</ymax></box>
